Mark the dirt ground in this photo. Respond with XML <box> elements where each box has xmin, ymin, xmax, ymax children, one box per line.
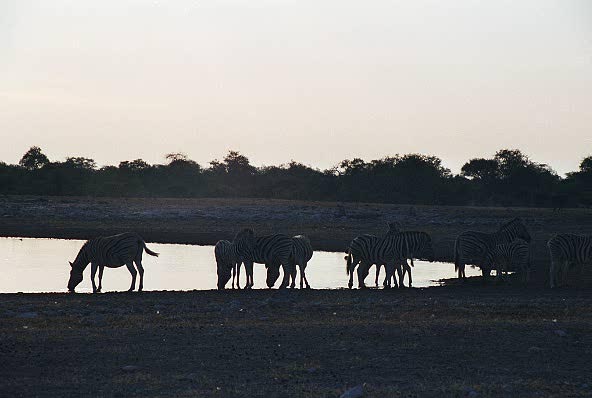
<box><xmin>1</xmin><ymin>195</ymin><xmax>591</xmax><ymax>286</ymax></box>
<box><xmin>1</xmin><ymin>284</ymin><xmax>591</xmax><ymax>398</ymax></box>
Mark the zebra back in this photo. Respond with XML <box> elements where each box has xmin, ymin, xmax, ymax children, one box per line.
<box><xmin>548</xmin><ymin>234</ymin><xmax>592</xmax><ymax>265</ymax></box>
<box><xmin>455</xmin><ymin>218</ymin><xmax>530</xmax><ymax>267</ymax></box>
<box><xmin>375</xmin><ymin>231</ymin><xmax>433</xmax><ymax>264</ymax></box>
<box><xmin>253</xmin><ymin>234</ymin><xmax>293</xmax><ymax>266</ymax></box>
<box><xmin>73</xmin><ymin>232</ymin><xmax>147</xmax><ymax>269</ymax></box>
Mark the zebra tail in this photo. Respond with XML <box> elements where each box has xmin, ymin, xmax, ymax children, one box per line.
<box><xmin>345</xmin><ymin>249</ymin><xmax>352</xmax><ymax>276</ymax></box>
<box><xmin>142</xmin><ymin>241</ymin><xmax>160</xmax><ymax>257</ymax></box>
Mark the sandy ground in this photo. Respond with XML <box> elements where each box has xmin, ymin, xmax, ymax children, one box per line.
<box><xmin>1</xmin><ymin>196</ymin><xmax>592</xmax><ymax>286</ymax></box>
<box><xmin>1</xmin><ymin>283</ymin><xmax>591</xmax><ymax>397</ymax></box>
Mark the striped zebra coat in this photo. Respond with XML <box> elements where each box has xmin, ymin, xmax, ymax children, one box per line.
<box><xmin>374</xmin><ymin>231</ymin><xmax>435</xmax><ymax>288</ymax></box>
<box><xmin>67</xmin><ymin>232</ymin><xmax>159</xmax><ymax>293</ymax></box>
<box><xmin>454</xmin><ymin>218</ymin><xmax>531</xmax><ymax>279</ymax></box>
<box><xmin>548</xmin><ymin>234</ymin><xmax>592</xmax><ymax>288</ymax></box>
<box><xmin>289</xmin><ymin>235</ymin><xmax>314</xmax><ymax>289</ymax></box>
<box><xmin>215</xmin><ymin>240</ymin><xmax>238</xmax><ymax>290</ymax></box>
<box><xmin>233</xmin><ymin>229</ymin><xmax>293</xmax><ymax>289</ymax></box>
<box><xmin>345</xmin><ymin>223</ymin><xmax>400</xmax><ymax>289</ymax></box>
<box><xmin>484</xmin><ymin>239</ymin><xmax>530</xmax><ymax>282</ymax></box>
<box><xmin>346</xmin><ymin>230</ymin><xmax>434</xmax><ymax>289</ymax></box>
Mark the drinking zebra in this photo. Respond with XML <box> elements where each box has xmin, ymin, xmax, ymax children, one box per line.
<box><xmin>454</xmin><ymin>218</ymin><xmax>531</xmax><ymax>280</ymax></box>
<box><xmin>548</xmin><ymin>234</ymin><xmax>592</xmax><ymax>288</ymax></box>
<box><xmin>289</xmin><ymin>235</ymin><xmax>313</xmax><ymax>289</ymax></box>
<box><xmin>215</xmin><ymin>240</ymin><xmax>238</xmax><ymax>290</ymax></box>
<box><xmin>67</xmin><ymin>232</ymin><xmax>159</xmax><ymax>293</ymax></box>
<box><xmin>346</xmin><ymin>230</ymin><xmax>434</xmax><ymax>289</ymax></box>
<box><xmin>345</xmin><ymin>222</ymin><xmax>400</xmax><ymax>289</ymax></box>
<box><xmin>233</xmin><ymin>229</ymin><xmax>293</xmax><ymax>289</ymax></box>
<box><xmin>484</xmin><ymin>239</ymin><xmax>530</xmax><ymax>282</ymax></box>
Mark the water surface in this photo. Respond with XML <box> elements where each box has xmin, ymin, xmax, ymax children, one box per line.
<box><xmin>0</xmin><ymin>237</ymin><xmax>480</xmax><ymax>293</ymax></box>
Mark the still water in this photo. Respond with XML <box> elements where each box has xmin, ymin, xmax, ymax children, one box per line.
<box><xmin>0</xmin><ymin>237</ymin><xmax>481</xmax><ymax>293</ymax></box>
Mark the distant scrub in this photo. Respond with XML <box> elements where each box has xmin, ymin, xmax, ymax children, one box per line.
<box><xmin>1</xmin><ymin>147</ymin><xmax>591</xmax><ymax>208</ymax></box>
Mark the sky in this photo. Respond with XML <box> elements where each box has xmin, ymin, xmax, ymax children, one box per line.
<box><xmin>1</xmin><ymin>0</ymin><xmax>591</xmax><ymax>174</ymax></box>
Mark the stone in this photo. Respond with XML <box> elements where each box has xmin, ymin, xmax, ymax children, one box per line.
<box><xmin>340</xmin><ymin>384</ymin><xmax>364</xmax><ymax>398</ymax></box>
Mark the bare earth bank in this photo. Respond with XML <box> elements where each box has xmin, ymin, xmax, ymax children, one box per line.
<box><xmin>1</xmin><ymin>286</ymin><xmax>591</xmax><ymax>397</ymax></box>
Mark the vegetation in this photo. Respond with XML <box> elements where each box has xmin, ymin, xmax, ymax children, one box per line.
<box><xmin>1</xmin><ymin>147</ymin><xmax>591</xmax><ymax>207</ymax></box>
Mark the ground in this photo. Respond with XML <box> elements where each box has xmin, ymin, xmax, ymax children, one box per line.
<box><xmin>1</xmin><ymin>284</ymin><xmax>591</xmax><ymax>397</ymax></box>
<box><xmin>1</xmin><ymin>195</ymin><xmax>592</xmax><ymax>285</ymax></box>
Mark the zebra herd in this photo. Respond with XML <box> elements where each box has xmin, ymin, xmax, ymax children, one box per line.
<box><xmin>65</xmin><ymin>220</ymin><xmax>592</xmax><ymax>292</ymax></box>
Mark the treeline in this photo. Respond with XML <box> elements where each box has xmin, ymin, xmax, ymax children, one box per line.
<box><xmin>1</xmin><ymin>147</ymin><xmax>591</xmax><ymax>208</ymax></box>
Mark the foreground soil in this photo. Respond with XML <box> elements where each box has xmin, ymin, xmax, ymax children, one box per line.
<box><xmin>1</xmin><ymin>285</ymin><xmax>591</xmax><ymax>397</ymax></box>
<box><xmin>1</xmin><ymin>196</ymin><xmax>592</xmax><ymax>286</ymax></box>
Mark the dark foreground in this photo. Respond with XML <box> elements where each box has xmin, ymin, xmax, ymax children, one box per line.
<box><xmin>1</xmin><ymin>285</ymin><xmax>591</xmax><ymax>397</ymax></box>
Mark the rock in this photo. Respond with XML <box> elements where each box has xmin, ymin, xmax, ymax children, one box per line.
<box><xmin>16</xmin><ymin>312</ymin><xmax>38</xmax><ymax>319</ymax></box>
<box><xmin>528</xmin><ymin>346</ymin><xmax>543</xmax><ymax>352</ymax></box>
<box><xmin>121</xmin><ymin>365</ymin><xmax>141</xmax><ymax>372</ymax></box>
<box><xmin>340</xmin><ymin>384</ymin><xmax>364</xmax><ymax>398</ymax></box>
<box><xmin>463</xmin><ymin>387</ymin><xmax>479</xmax><ymax>397</ymax></box>
<box><xmin>554</xmin><ymin>329</ymin><xmax>568</xmax><ymax>337</ymax></box>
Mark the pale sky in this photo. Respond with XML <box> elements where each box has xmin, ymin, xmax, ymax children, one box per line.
<box><xmin>1</xmin><ymin>0</ymin><xmax>591</xmax><ymax>174</ymax></box>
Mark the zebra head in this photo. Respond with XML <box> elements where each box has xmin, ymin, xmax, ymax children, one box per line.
<box><xmin>216</xmin><ymin>260</ymin><xmax>233</xmax><ymax>290</ymax></box>
<box><xmin>418</xmin><ymin>236</ymin><xmax>435</xmax><ymax>261</ymax></box>
<box><xmin>67</xmin><ymin>261</ymin><xmax>83</xmax><ymax>292</ymax></box>
<box><xmin>265</xmin><ymin>264</ymin><xmax>281</xmax><ymax>288</ymax></box>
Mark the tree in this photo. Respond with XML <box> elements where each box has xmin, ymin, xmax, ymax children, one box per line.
<box><xmin>19</xmin><ymin>146</ymin><xmax>49</xmax><ymax>170</ymax></box>
<box><xmin>580</xmin><ymin>156</ymin><xmax>592</xmax><ymax>174</ymax></box>
<box><xmin>64</xmin><ymin>157</ymin><xmax>97</xmax><ymax>170</ymax></box>
<box><xmin>461</xmin><ymin>158</ymin><xmax>500</xmax><ymax>181</ymax></box>
<box><xmin>119</xmin><ymin>159</ymin><xmax>150</xmax><ymax>171</ymax></box>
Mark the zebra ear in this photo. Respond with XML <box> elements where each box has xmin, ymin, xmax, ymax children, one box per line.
<box><xmin>69</xmin><ymin>261</ymin><xmax>73</xmax><ymax>268</ymax></box>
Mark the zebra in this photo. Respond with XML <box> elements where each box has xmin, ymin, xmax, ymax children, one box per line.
<box><xmin>378</xmin><ymin>231</ymin><xmax>435</xmax><ymax>288</ymax></box>
<box><xmin>289</xmin><ymin>235</ymin><xmax>313</xmax><ymax>289</ymax></box>
<box><xmin>548</xmin><ymin>234</ymin><xmax>592</xmax><ymax>288</ymax></box>
<box><xmin>454</xmin><ymin>218</ymin><xmax>531</xmax><ymax>280</ymax></box>
<box><xmin>233</xmin><ymin>229</ymin><xmax>293</xmax><ymax>289</ymax></box>
<box><xmin>67</xmin><ymin>232</ymin><xmax>159</xmax><ymax>293</ymax></box>
<box><xmin>233</xmin><ymin>228</ymin><xmax>256</xmax><ymax>288</ymax></box>
<box><xmin>484</xmin><ymin>239</ymin><xmax>530</xmax><ymax>282</ymax></box>
<box><xmin>215</xmin><ymin>240</ymin><xmax>238</xmax><ymax>290</ymax></box>
<box><xmin>346</xmin><ymin>230</ymin><xmax>434</xmax><ymax>289</ymax></box>
<box><xmin>345</xmin><ymin>222</ymin><xmax>400</xmax><ymax>289</ymax></box>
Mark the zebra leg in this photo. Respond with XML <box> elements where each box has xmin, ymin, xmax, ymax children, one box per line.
<box><xmin>231</xmin><ymin>263</ymin><xmax>236</xmax><ymax>289</ymax></box>
<box><xmin>299</xmin><ymin>264</ymin><xmax>304</xmax><ymax>289</ymax></box>
<box><xmin>375</xmin><ymin>264</ymin><xmax>381</xmax><ymax>287</ymax></box>
<box><xmin>279</xmin><ymin>262</ymin><xmax>291</xmax><ymax>289</ymax></box>
<box><xmin>136</xmin><ymin>261</ymin><xmax>145</xmax><ymax>291</ymax></box>
<box><xmin>396</xmin><ymin>263</ymin><xmax>405</xmax><ymax>288</ymax></box>
<box><xmin>245</xmin><ymin>260</ymin><xmax>254</xmax><ymax>289</ymax></box>
<box><xmin>406</xmin><ymin>260</ymin><xmax>413</xmax><ymax>287</ymax></box>
<box><xmin>237</xmin><ymin>262</ymin><xmax>242</xmax><ymax>289</ymax></box>
<box><xmin>290</xmin><ymin>263</ymin><xmax>297</xmax><ymax>289</ymax></box>
<box><xmin>90</xmin><ymin>263</ymin><xmax>98</xmax><ymax>293</ymax></box>
<box><xmin>125</xmin><ymin>262</ymin><xmax>137</xmax><ymax>292</ymax></box>
<box><xmin>302</xmin><ymin>264</ymin><xmax>310</xmax><ymax>289</ymax></box>
<box><xmin>97</xmin><ymin>265</ymin><xmax>104</xmax><ymax>292</ymax></box>
<box><xmin>357</xmin><ymin>262</ymin><xmax>369</xmax><ymax>289</ymax></box>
